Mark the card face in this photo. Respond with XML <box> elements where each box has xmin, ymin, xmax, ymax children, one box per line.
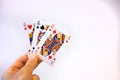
<box><xmin>39</xmin><ymin>32</ymin><xmax>66</xmax><ymax>65</ymax></box>
<box><xmin>36</xmin><ymin>24</ymin><xmax>71</xmax><ymax>65</ymax></box>
<box><xmin>36</xmin><ymin>24</ymin><xmax>49</xmax><ymax>45</ymax></box>
<box><xmin>40</xmin><ymin>33</ymin><xmax>65</xmax><ymax>56</ymax></box>
<box><xmin>23</xmin><ymin>23</ymin><xmax>35</xmax><ymax>46</ymax></box>
<box><xmin>23</xmin><ymin>20</ymin><xmax>71</xmax><ymax>65</ymax></box>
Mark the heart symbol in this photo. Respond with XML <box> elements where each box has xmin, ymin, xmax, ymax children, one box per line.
<box><xmin>28</xmin><ymin>25</ymin><xmax>32</xmax><ymax>30</ymax></box>
<box><xmin>53</xmin><ymin>30</ymin><xmax>56</xmax><ymax>34</ymax></box>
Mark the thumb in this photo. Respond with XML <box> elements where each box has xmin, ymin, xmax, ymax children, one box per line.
<box><xmin>22</xmin><ymin>53</ymin><xmax>42</xmax><ymax>73</ymax></box>
<box><xmin>32</xmin><ymin>74</ymin><xmax>40</xmax><ymax>80</ymax></box>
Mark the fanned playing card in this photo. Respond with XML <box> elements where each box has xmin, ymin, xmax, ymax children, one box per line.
<box><xmin>23</xmin><ymin>20</ymin><xmax>71</xmax><ymax>65</ymax></box>
<box><xmin>24</xmin><ymin>21</ymin><xmax>50</xmax><ymax>54</ymax></box>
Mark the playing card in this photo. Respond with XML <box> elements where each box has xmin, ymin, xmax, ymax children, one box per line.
<box><xmin>36</xmin><ymin>21</ymin><xmax>50</xmax><ymax>45</ymax></box>
<box><xmin>36</xmin><ymin>23</ymin><xmax>71</xmax><ymax>65</ymax></box>
<box><xmin>29</xmin><ymin>21</ymin><xmax>50</xmax><ymax>54</ymax></box>
<box><xmin>23</xmin><ymin>22</ymin><xmax>35</xmax><ymax>46</ymax></box>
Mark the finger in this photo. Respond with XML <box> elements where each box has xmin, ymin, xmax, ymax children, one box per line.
<box><xmin>32</xmin><ymin>74</ymin><xmax>40</xmax><ymax>80</ymax></box>
<box><xmin>9</xmin><ymin>54</ymin><xmax>28</xmax><ymax>73</ymax></box>
<box><xmin>22</xmin><ymin>53</ymin><xmax>42</xmax><ymax>73</ymax></box>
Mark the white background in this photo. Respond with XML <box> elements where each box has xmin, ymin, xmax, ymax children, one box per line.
<box><xmin>0</xmin><ymin>0</ymin><xmax>119</xmax><ymax>80</ymax></box>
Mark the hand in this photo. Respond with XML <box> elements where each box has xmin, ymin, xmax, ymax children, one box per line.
<box><xmin>1</xmin><ymin>53</ymin><xmax>42</xmax><ymax>80</ymax></box>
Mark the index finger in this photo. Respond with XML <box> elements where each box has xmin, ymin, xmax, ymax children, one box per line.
<box><xmin>9</xmin><ymin>53</ymin><xmax>28</xmax><ymax>73</ymax></box>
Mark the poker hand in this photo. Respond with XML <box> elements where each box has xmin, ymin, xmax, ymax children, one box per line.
<box><xmin>1</xmin><ymin>53</ymin><xmax>42</xmax><ymax>80</ymax></box>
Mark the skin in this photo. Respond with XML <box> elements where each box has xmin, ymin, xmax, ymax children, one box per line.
<box><xmin>1</xmin><ymin>53</ymin><xmax>42</xmax><ymax>80</ymax></box>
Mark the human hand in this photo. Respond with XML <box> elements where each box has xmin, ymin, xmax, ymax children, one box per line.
<box><xmin>1</xmin><ymin>53</ymin><xmax>42</xmax><ymax>80</ymax></box>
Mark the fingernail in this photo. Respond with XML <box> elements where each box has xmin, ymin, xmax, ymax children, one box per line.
<box><xmin>29</xmin><ymin>53</ymin><xmax>36</xmax><ymax>59</ymax></box>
